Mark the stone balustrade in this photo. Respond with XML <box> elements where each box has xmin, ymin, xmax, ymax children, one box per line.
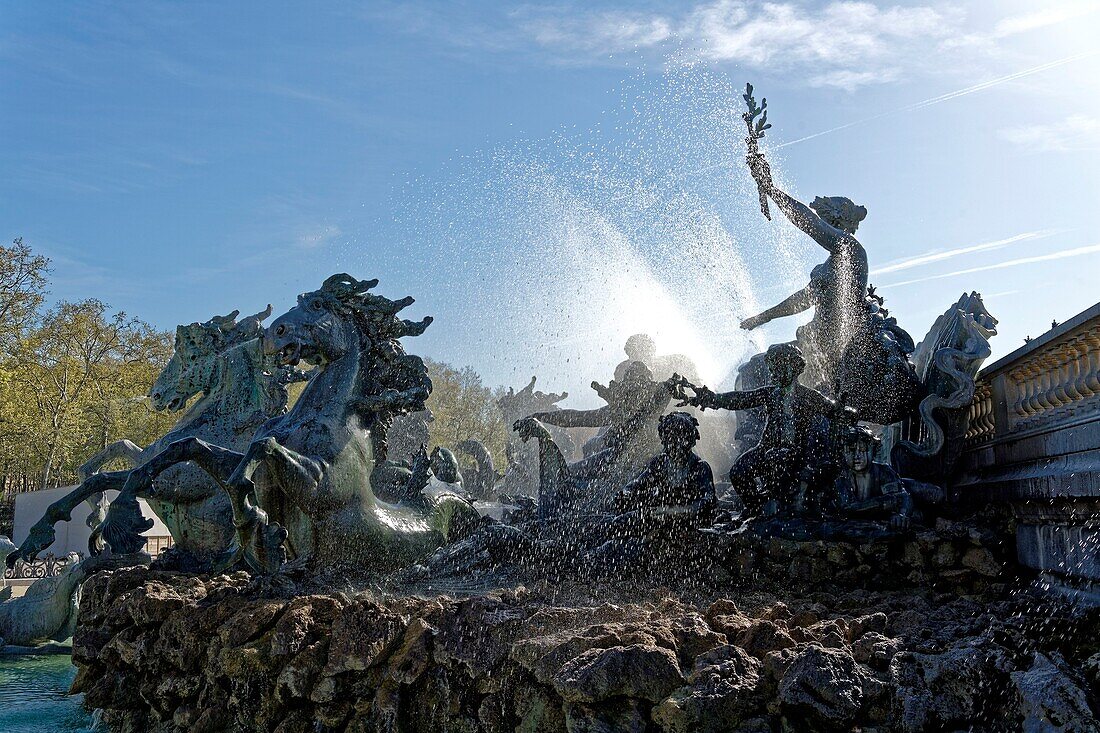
<box><xmin>958</xmin><ymin>300</ymin><xmax>1100</xmax><ymax>466</ymax></box>
<box><xmin>963</xmin><ymin>382</ymin><xmax>994</xmax><ymax>445</ymax></box>
<box><xmin>954</xmin><ymin>300</ymin><xmax>1100</xmax><ymax>592</ymax></box>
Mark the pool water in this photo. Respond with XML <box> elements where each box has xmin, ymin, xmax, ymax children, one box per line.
<box><xmin>0</xmin><ymin>655</ymin><xmax>98</xmax><ymax>732</ymax></box>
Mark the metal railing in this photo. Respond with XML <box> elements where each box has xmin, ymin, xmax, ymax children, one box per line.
<box><xmin>3</xmin><ymin>551</ymin><xmax>83</xmax><ymax>580</ymax></box>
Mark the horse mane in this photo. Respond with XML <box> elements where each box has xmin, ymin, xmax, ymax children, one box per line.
<box><xmin>311</xmin><ymin>274</ymin><xmax>434</xmax><ymax>427</ymax></box>
<box><xmin>177</xmin><ymin>304</ymin><xmax>273</xmax><ymax>362</ymax></box>
<box><xmin>317</xmin><ymin>274</ymin><xmax>433</xmax><ymax>345</ymax></box>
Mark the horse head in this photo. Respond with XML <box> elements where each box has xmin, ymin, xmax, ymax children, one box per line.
<box><xmin>265</xmin><ymin>273</ymin><xmax>432</xmax><ymax>368</ymax></box>
<box><xmin>151</xmin><ymin>305</ymin><xmax>273</xmax><ymax>411</ymax></box>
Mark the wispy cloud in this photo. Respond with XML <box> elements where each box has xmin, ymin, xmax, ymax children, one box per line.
<box><xmin>296</xmin><ymin>224</ymin><xmax>343</xmax><ymax>249</ymax></box>
<box><xmin>777</xmin><ymin>50</ymin><xmax>1099</xmax><ymax>147</ymax></box>
<box><xmin>999</xmin><ymin>115</ymin><xmax>1100</xmax><ymax>153</ymax></box>
<box><xmin>883</xmin><ymin>242</ymin><xmax>1100</xmax><ymax>288</ymax></box>
<box><xmin>871</xmin><ymin>230</ymin><xmax>1062</xmax><ymax>276</ymax></box>
<box><xmin>680</xmin><ymin>1</ymin><xmax>960</xmax><ymax>90</ymax></box>
<box><xmin>991</xmin><ymin>2</ymin><xmax>1100</xmax><ymax>38</ymax></box>
<box><xmin>516</xmin><ymin>9</ymin><xmax>673</xmax><ymax>56</ymax></box>
<box><xmin>386</xmin><ymin>2</ymin><xmax>1097</xmax><ymax>92</ymax></box>
<box><xmin>388</xmin><ymin>1</ymin><xmax>968</xmax><ymax>90</ymax></box>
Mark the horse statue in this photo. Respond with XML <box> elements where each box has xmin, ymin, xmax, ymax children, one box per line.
<box><xmin>0</xmin><ymin>553</ymin><xmax>85</xmax><ymax>649</ymax></box>
<box><xmin>890</xmin><ymin>292</ymin><xmax>997</xmax><ymax>481</ymax></box>
<box><xmin>111</xmin><ymin>274</ymin><xmax>479</xmax><ymax>575</ymax></box>
<box><xmin>7</xmin><ymin>306</ymin><xmax>297</xmax><ymax>570</ymax></box>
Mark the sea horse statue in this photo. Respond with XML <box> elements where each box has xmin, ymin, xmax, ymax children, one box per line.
<box><xmin>890</xmin><ymin>292</ymin><xmax>997</xmax><ymax>481</ymax></box>
<box><xmin>113</xmin><ymin>275</ymin><xmax>479</xmax><ymax>575</ymax></box>
<box><xmin>9</xmin><ymin>307</ymin><xmax>298</xmax><ymax>570</ymax></box>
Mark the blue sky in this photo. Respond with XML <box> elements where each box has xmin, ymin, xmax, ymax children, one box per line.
<box><xmin>3</xmin><ymin>1</ymin><xmax>1099</xmax><ymax>405</ymax></box>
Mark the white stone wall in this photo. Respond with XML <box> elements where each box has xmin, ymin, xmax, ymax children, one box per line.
<box><xmin>12</xmin><ymin>486</ymin><xmax>171</xmax><ymax>558</ymax></box>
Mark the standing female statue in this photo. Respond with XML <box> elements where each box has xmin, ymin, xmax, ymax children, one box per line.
<box><xmin>739</xmin><ymin>150</ymin><xmax>869</xmax><ymax>391</ymax></box>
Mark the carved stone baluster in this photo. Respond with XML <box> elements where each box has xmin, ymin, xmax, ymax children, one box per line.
<box><xmin>1062</xmin><ymin>336</ymin><xmax>1085</xmax><ymax>407</ymax></box>
<box><xmin>1023</xmin><ymin>358</ymin><xmax>1046</xmax><ymax>417</ymax></box>
<box><xmin>980</xmin><ymin>390</ymin><xmax>996</xmax><ymax>437</ymax></box>
<box><xmin>1050</xmin><ymin>342</ymin><xmax>1073</xmax><ymax>408</ymax></box>
<box><xmin>965</xmin><ymin>389</ymin><xmax>988</xmax><ymax>441</ymax></box>
<box><xmin>1082</xmin><ymin>328</ymin><xmax>1100</xmax><ymax>398</ymax></box>
<box><xmin>1072</xmin><ymin>331</ymin><xmax>1096</xmax><ymax>400</ymax></box>
<box><xmin>1034</xmin><ymin>352</ymin><xmax>1058</xmax><ymax>414</ymax></box>
<box><xmin>1012</xmin><ymin>362</ymin><xmax>1037</xmax><ymax>419</ymax></box>
<box><xmin>965</xmin><ymin>400</ymin><xmax>979</xmax><ymax>440</ymax></box>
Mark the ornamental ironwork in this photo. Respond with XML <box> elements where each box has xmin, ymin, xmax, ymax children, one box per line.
<box><xmin>3</xmin><ymin>551</ymin><xmax>83</xmax><ymax>580</ymax></box>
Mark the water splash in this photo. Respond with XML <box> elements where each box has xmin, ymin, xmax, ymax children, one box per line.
<box><xmin>389</xmin><ymin>63</ymin><xmax>817</xmax><ymax>402</ymax></box>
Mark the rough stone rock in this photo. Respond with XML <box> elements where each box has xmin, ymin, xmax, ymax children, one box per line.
<box><xmin>890</xmin><ymin>642</ymin><xmax>1010</xmax><ymax>730</ymax></box>
<box><xmin>961</xmin><ymin>547</ymin><xmax>1003</xmax><ymax>578</ymax></box>
<box><xmin>652</xmin><ymin>644</ymin><xmax>764</xmax><ymax>733</ymax></box>
<box><xmin>552</xmin><ymin>643</ymin><xmax>684</xmax><ymax>703</ymax></box>
<box><xmin>851</xmin><ymin>632</ymin><xmax>899</xmax><ymax>671</ymax></box>
<box><xmin>709</xmin><ymin>611</ymin><xmax>754</xmax><ymax>639</ymax></box>
<box><xmin>735</xmin><ymin>619</ymin><xmax>797</xmax><ymax>658</ymax></box>
<box><xmin>269</xmin><ymin>596</ymin><xmax>345</xmax><ymax>659</ymax></box>
<box><xmin>804</xmin><ymin>618</ymin><xmax>849</xmax><ymax>649</ymax></box>
<box><xmin>665</xmin><ymin>613</ymin><xmax>727</xmax><ymax>665</ymax></box>
<box><xmin>512</xmin><ymin>620</ymin><xmax>670</xmax><ymax>686</ymax></box>
<box><xmin>1085</xmin><ymin>652</ymin><xmax>1100</xmax><ymax>689</ymax></box>
<box><xmin>323</xmin><ymin>599</ymin><xmax>404</xmax><ymax>675</ymax></box>
<box><xmin>512</xmin><ymin>683</ymin><xmax>565</xmax><ymax>733</ymax></box>
<box><xmin>847</xmin><ymin>612</ymin><xmax>887</xmax><ymax>641</ymax></box>
<box><xmin>564</xmin><ymin>699</ymin><xmax>647</xmax><ymax>733</ymax></box>
<box><xmin>762</xmin><ymin>646</ymin><xmax>801</xmax><ymax>685</ymax></box>
<box><xmin>778</xmin><ymin>646</ymin><xmax>868</xmax><ymax>730</ymax></box>
<box><xmin>1011</xmin><ymin>653</ymin><xmax>1095</xmax><ymax>732</ymax></box>
<box><xmin>386</xmin><ymin>617</ymin><xmax>435</xmax><ymax>685</ymax></box>
<box><xmin>68</xmin><ymin>518</ymin><xmax>1092</xmax><ymax>733</ymax></box>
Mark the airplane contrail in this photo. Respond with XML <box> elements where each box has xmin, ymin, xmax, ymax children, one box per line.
<box><xmin>870</xmin><ymin>229</ymin><xmax>1063</xmax><ymax>276</ymax></box>
<box><xmin>882</xmin><ymin>242</ymin><xmax>1100</xmax><ymax>288</ymax></box>
<box><xmin>777</xmin><ymin>51</ymin><xmax>1099</xmax><ymax>149</ymax></box>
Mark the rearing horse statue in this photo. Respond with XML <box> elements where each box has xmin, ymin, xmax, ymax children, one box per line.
<box><xmin>116</xmin><ymin>275</ymin><xmax>479</xmax><ymax>575</ymax></box>
<box><xmin>8</xmin><ymin>306</ymin><xmax>294</xmax><ymax>569</ymax></box>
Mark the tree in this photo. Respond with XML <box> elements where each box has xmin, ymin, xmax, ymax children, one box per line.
<box><xmin>0</xmin><ymin>238</ymin><xmax>50</xmax><ymax>355</ymax></box>
<box><xmin>424</xmin><ymin>359</ymin><xmax>507</xmax><ymax>468</ymax></box>
<box><xmin>7</xmin><ymin>299</ymin><xmax>169</xmax><ymax>489</ymax></box>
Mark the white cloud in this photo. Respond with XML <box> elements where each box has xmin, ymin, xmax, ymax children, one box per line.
<box><xmin>384</xmin><ymin>1</ymin><xmax>1096</xmax><ymax>91</ymax></box>
<box><xmin>681</xmin><ymin>1</ymin><xmax>960</xmax><ymax>89</ymax></box>
<box><xmin>516</xmin><ymin>9</ymin><xmax>674</xmax><ymax>56</ymax></box>
<box><xmin>999</xmin><ymin>115</ymin><xmax>1100</xmax><ymax>153</ymax></box>
<box><xmin>992</xmin><ymin>2</ymin><xmax>1100</xmax><ymax>38</ymax></box>
<box><xmin>504</xmin><ymin>1</ymin><xmax>964</xmax><ymax>89</ymax></box>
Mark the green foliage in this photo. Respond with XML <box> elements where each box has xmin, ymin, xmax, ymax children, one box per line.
<box><xmin>424</xmin><ymin>358</ymin><xmax>507</xmax><ymax>470</ymax></box>
<box><xmin>0</xmin><ymin>240</ymin><xmax>174</xmax><ymax>534</ymax></box>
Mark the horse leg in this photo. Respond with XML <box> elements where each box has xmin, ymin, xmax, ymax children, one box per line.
<box><xmin>78</xmin><ymin>439</ymin><xmax>144</xmax><ymax>480</ymax></box>
<box><xmin>214</xmin><ymin>438</ymin><xmax>323</xmax><ymax>574</ymax></box>
<box><xmin>8</xmin><ymin>471</ymin><xmax>127</xmax><ymax>566</ymax></box>
<box><xmin>96</xmin><ymin>438</ymin><xmax>244</xmax><ymax>557</ymax></box>
<box><xmin>76</xmin><ymin>439</ymin><xmax>145</xmax><ymax>531</ymax></box>
<box><xmin>125</xmin><ymin>436</ymin><xmax>244</xmax><ymax>499</ymax></box>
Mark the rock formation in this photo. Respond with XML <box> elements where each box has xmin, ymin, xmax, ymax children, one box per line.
<box><xmin>71</xmin><ymin>535</ymin><xmax>1099</xmax><ymax>732</ymax></box>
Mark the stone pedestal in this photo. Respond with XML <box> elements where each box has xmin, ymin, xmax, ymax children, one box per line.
<box><xmin>955</xmin><ymin>301</ymin><xmax>1100</xmax><ymax>587</ymax></box>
